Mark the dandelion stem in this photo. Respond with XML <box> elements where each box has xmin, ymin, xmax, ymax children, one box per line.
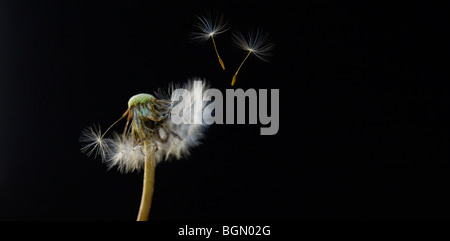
<box><xmin>232</xmin><ymin>51</ymin><xmax>252</xmax><ymax>86</ymax></box>
<box><xmin>211</xmin><ymin>35</ymin><xmax>225</xmax><ymax>70</ymax></box>
<box><xmin>136</xmin><ymin>141</ymin><xmax>156</xmax><ymax>221</ymax></box>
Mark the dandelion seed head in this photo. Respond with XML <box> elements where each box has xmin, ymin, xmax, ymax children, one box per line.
<box><xmin>232</xmin><ymin>29</ymin><xmax>275</xmax><ymax>62</ymax></box>
<box><xmin>81</xmin><ymin>80</ymin><xmax>210</xmax><ymax>173</ymax></box>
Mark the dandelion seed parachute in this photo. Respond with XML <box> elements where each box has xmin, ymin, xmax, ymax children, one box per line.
<box><xmin>232</xmin><ymin>29</ymin><xmax>275</xmax><ymax>62</ymax></box>
<box><xmin>231</xmin><ymin>29</ymin><xmax>275</xmax><ymax>86</ymax></box>
<box><xmin>79</xmin><ymin>125</ymin><xmax>110</xmax><ymax>160</ymax></box>
<box><xmin>191</xmin><ymin>14</ymin><xmax>228</xmax><ymax>70</ymax></box>
<box><xmin>80</xmin><ymin>80</ymin><xmax>210</xmax><ymax>173</ymax></box>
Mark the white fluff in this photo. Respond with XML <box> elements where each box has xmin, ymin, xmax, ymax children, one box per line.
<box><xmin>191</xmin><ymin>14</ymin><xmax>229</xmax><ymax>43</ymax></box>
<box><xmin>106</xmin><ymin>134</ymin><xmax>145</xmax><ymax>173</ymax></box>
<box><xmin>232</xmin><ymin>29</ymin><xmax>275</xmax><ymax>62</ymax></box>
<box><xmin>155</xmin><ymin>80</ymin><xmax>210</xmax><ymax>161</ymax></box>
<box><xmin>80</xmin><ymin>125</ymin><xmax>110</xmax><ymax>160</ymax></box>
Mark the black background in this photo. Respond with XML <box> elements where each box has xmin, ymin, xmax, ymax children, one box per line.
<box><xmin>0</xmin><ymin>0</ymin><xmax>447</xmax><ymax>221</ymax></box>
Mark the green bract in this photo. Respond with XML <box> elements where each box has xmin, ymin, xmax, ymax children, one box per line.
<box><xmin>128</xmin><ymin>93</ymin><xmax>156</xmax><ymax>108</ymax></box>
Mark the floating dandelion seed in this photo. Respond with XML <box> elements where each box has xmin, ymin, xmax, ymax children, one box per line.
<box><xmin>80</xmin><ymin>80</ymin><xmax>210</xmax><ymax>221</ymax></box>
<box><xmin>80</xmin><ymin>125</ymin><xmax>111</xmax><ymax>160</ymax></box>
<box><xmin>192</xmin><ymin>14</ymin><xmax>229</xmax><ymax>70</ymax></box>
<box><xmin>231</xmin><ymin>29</ymin><xmax>275</xmax><ymax>86</ymax></box>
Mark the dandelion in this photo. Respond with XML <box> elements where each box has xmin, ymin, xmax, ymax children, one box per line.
<box><xmin>80</xmin><ymin>80</ymin><xmax>210</xmax><ymax>221</ymax></box>
<box><xmin>192</xmin><ymin>14</ymin><xmax>229</xmax><ymax>70</ymax></box>
<box><xmin>231</xmin><ymin>29</ymin><xmax>275</xmax><ymax>86</ymax></box>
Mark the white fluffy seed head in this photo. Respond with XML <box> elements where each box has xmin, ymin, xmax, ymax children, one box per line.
<box><xmin>80</xmin><ymin>79</ymin><xmax>211</xmax><ymax>173</ymax></box>
<box><xmin>191</xmin><ymin>14</ymin><xmax>229</xmax><ymax>43</ymax></box>
<box><xmin>232</xmin><ymin>29</ymin><xmax>275</xmax><ymax>62</ymax></box>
